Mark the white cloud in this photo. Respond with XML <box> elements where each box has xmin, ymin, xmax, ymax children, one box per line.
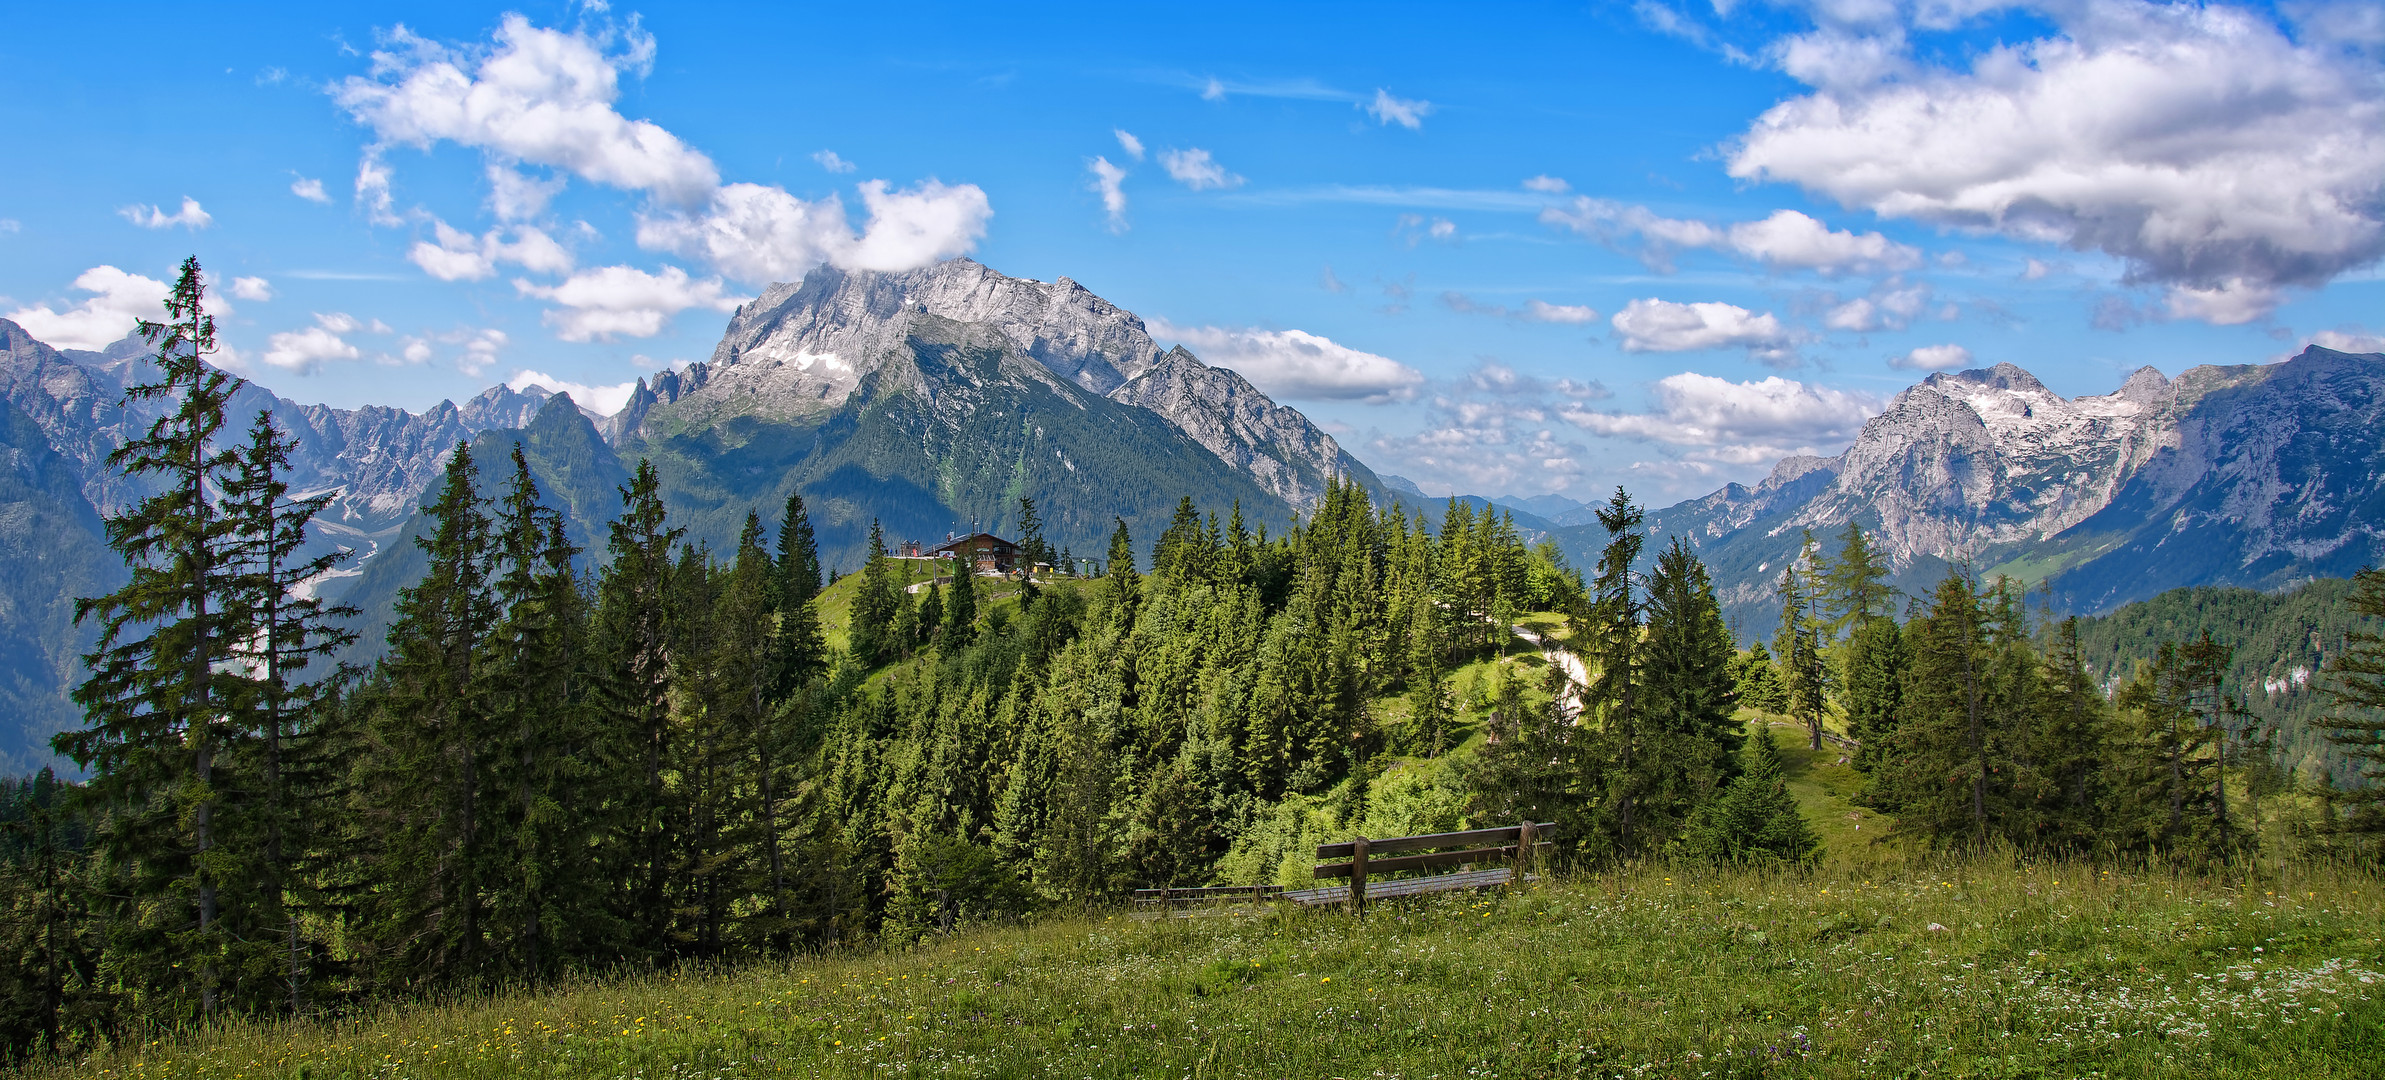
<box><xmin>515</xmin><ymin>264</ymin><xmax>745</xmax><ymax>341</ymax></box>
<box><xmin>636</xmin><ymin>178</ymin><xmax>992</xmax><ymax>282</ymax></box>
<box><xmin>456</xmin><ymin>328</ymin><xmax>506</xmax><ymax>376</ymax></box>
<box><xmin>119</xmin><ymin>197</ymin><xmax>213</xmax><ymax>230</ymax></box>
<box><xmin>408</xmin><ymin>220</ymin><xmax>575</xmax><ymax>281</ymax></box>
<box><xmin>506</xmin><ymin>369</ymin><xmax>639</xmax><ymax>415</ymax></box>
<box><xmin>841</xmin><ymin>179</ymin><xmax>993</xmax><ymax>271</ymax></box>
<box><xmin>2161</xmin><ymin>278</ymin><xmax>2279</xmax><ymax>326</ymax></box>
<box><xmin>1611</xmin><ymin>298</ymin><xmax>1796</xmax><ymax>364</ymax></box>
<box><xmin>1563</xmin><ymin>372</ymin><xmax>1879</xmax><ymax>461</ymax></box>
<box><xmin>812</xmin><ymin>150</ymin><xmax>857</xmax><ymax>174</ymax></box>
<box><xmin>1200</xmin><ymin>77</ymin><xmax>1228</xmax><ymax>102</ymax></box>
<box><xmin>1521</xmin><ymin>299</ymin><xmax>1600</xmax><ymax>324</ymax></box>
<box><xmin>1149</xmin><ymin>318</ymin><xmax>1425</xmax><ymax>402</ymax></box>
<box><xmin>1364</xmin><ymin>89</ymin><xmax>1433</xmax><ymax>129</ymax></box>
<box><xmin>1727</xmin><ymin>0</ymin><xmax>2385</xmax><ymax>324</ymax></box>
<box><xmin>1522</xmin><ymin>174</ymin><xmax>1571</xmax><ymax>194</ymax></box>
<box><xmin>0</xmin><ymin>219</ymin><xmax>18</xmax><ymax>234</ymax></box>
<box><xmin>1088</xmin><ymin>157</ymin><xmax>1129</xmax><ymax>233</ymax></box>
<box><xmin>259</xmin><ymin>312</ymin><xmax>390</xmax><ymax>373</ymax></box>
<box><xmin>1440</xmin><ymin>293</ymin><xmax>1601</xmax><ymax>324</ymax></box>
<box><xmin>1725</xmin><ymin>209</ymin><xmax>1920</xmax><ymax>274</ymax></box>
<box><xmin>1541</xmin><ymin>198</ymin><xmax>1917</xmax><ymax>274</ymax></box>
<box><xmin>355</xmin><ymin>149</ymin><xmax>401</xmax><ymax>226</ymax></box>
<box><xmin>1890</xmin><ymin>343</ymin><xmax>1974</xmax><ymax>370</ymax></box>
<box><xmin>229</xmin><ymin>276</ymin><xmax>275</xmax><ymax>302</ymax></box>
<box><xmin>1113</xmin><ymin>129</ymin><xmax>1145</xmax><ymax>161</ymax></box>
<box><xmin>5</xmin><ymin>266</ymin><xmax>173</xmax><ymax>351</ymax></box>
<box><xmin>2311</xmin><ymin>328</ymin><xmax>2385</xmax><ymax>354</ymax></box>
<box><xmin>290</xmin><ymin>176</ymin><xmax>331</xmax><ymax>204</ymax></box>
<box><xmin>1822</xmin><ymin>277</ymin><xmax>1931</xmax><ymax>332</ymax></box>
<box><xmin>486</xmin><ymin>163</ymin><xmax>566</xmax><ymax>220</ymax></box>
<box><xmin>1159</xmin><ymin>148</ymin><xmax>1243</xmax><ymax>190</ymax></box>
<box><xmin>336</xmin><ymin>14</ymin><xmax>718</xmax><ymax>205</ymax></box>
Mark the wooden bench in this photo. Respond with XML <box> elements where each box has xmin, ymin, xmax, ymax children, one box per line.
<box><xmin>1293</xmin><ymin>822</ymin><xmax>1555</xmax><ymax>913</ymax></box>
<box><xmin>1129</xmin><ymin>884</ymin><xmax>1286</xmax><ymax>921</ymax></box>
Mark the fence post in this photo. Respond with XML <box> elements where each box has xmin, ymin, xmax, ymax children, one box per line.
<box><xmin>1350</xmin><ymin>836</ymin><xmax>1369</xmax><ymax>917</ymax></box>
<box><xmin>1515</xmin><ymin>820</ymin><xmax>1535</xmax><ymax>888</ymax></box>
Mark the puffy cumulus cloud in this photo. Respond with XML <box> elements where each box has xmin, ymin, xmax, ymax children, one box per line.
<box><xmin>1159</xmin><ymin>148</ymin><xmax>1243</xmax><ymax>190</ymax></box>
<box><xmin>1113</xmin><ymin>129</ymin><xmax>1145</xmax><ymax>161</ymax></box>
<box><xmin>811</xmin><ymin>150</ymin><xmax>856</xmax><ymax>174</ymax></box>
<box><xmin>455</xmin><ymin>328</ymin><xmax>507</xmax><ymax>376</ymax></box>
<box><xmin>336</xmin><ymin>14</ymin><xmax>717</xmax><ymax>205</ymax></box>
<box><xmin>229</xmin><ymin>276</ymin><xmax>275</xmax><ymax>302</ymax></box>
<box><xmin>515</xmin><ymin>264</ymin><xmax>745</xmax><ymax>342</ymax></box>
<box><xmin>506</xmin><ymin>369</ymin><xmax>639</xmax><ymax>415</ymax></box>
<box><xmin>486</xmin><ymin>163</ymin><xmax>566</xmax><ymax>220</ymax></box>
<box><xmin>290</xmin><ymin>176</ymin><xmax>331</xmax><ymax>204</ymax></box>
<box><xmin>1541</xmin><ymin>199</ymin><xmax>1918</xmax><ymax>275</ymax></box>
<box><xmin>1890</xmin><ymin>343</ymin><xmax>1974</xmax><ymax>370</ymax></box>
<box><xmin>1821</xmin><ymin>277</ymin><xmax>1932</xmax><ymax>332</ymax></box>
<box><xmin>119</xmin><ymin>197</ymin><xmax>213</xmax><ymax>230</ymax></box>
<box><xmin>2311</xmin><ymin>328</ymin><xmax>2385</xmax><ymax>354</ymax></box>
<box><xmin>1563</xmin><ymin>372</ymin><xmax>1879</xmax><ymax>463</ymax></box>
<box><xmin>635</xmin><ymin>178</ymin><xmax>992</xmax><ymax>282</ymax></box>
<box><xmin>1611</xmin><ymin>298</ymin><xmax>1797</xmax><ymax>365</ymax></box>
<box><xmin>1727</xmin><ymin>0</ymin><xmax>2385</xmax><ymax>324</ymax></box>
<box><xmin>1087</xmin><ymin>157</ymin><xmax>1129</xmax><ymax>233</ymax></box>
<box><xmin>6</xmin><ymin>266</ymin><xmax>180</xmax><ymax>351</ymax></box>
<box><xmin>1522</xmin><ymin>174</ymin><xmax>1571</xmax><ymax>194</ymax></box>
<box><xmin>1149</xmin><ymin>318</ymin><xmax>1424</xmax><ymax>402</ymax></box>
<box><xmin>409</xmin><ymin>220</ymin><xmax>576</xmax><ymax>282</ymax></box>
<box><xmin>1726</xmin><ymin>209</ymin><xmax>1920</xmax><ymax>274</ymax></box>
<box><xmin>1364</xmin><ymin>89</ymin><xmax>1432</xmax><ymax>129</ymax></box>
<box><xmin>259</xmin><ymin>312</ymin><xmax>392</xmax><ymax>373</ymax></box>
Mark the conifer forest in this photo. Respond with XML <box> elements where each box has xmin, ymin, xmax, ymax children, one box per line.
<box><xmin>4</xmin><ymin>264</ymin><xmax>2385</xmax><ymax>1065</ymax></box>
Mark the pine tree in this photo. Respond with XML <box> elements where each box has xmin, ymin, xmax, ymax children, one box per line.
<box><xmin>357</xmin><ymin>441</ymin><xmax>500</xmax><ymax>982</ymax></box>
<box><xmin>1732</xmin><ymin>643</ymin><xmax>1788</xmax><ymax>712</ymax></box>
<box><xmin>1680</xmin><ymin>724</ymin><xmax>1821</xmax><ymax>865</ymax></box>
<box><xmin>1823</xmin><ymin>522</ymin><xmax>1897</xmax><ymax>634</ymax></box>
<box><xmin>2319</xmin><ymin>567</ymin><xmax>2385</xmax><ymax>837</ymax></box>
<box><xmin>1580</xmin><ymin>488</ymin><xmax>1654</xmax><ymax>858</ymax></box>
<box><xmin>1841</xmin><ymin>615</ymin><xmax>1906</xmax><ymax>794</ymax></box>
<box><xmin>61</xmin><ymin>257</ymin><xmax>250</xmax><ymax>1018</ymax></box>
<box><xmin>848</xmin><ymin>520</ymin><xmax>900</xmax><ymax>666</ymax></box>
<box><xmin>1886</xmin><ymin>570</ymin><xmax>2003</xmax><ymax>849</ymax></box>
<box><xmin>772</xmin><ymin>494</ymin><xmax>827</xmax><ymax>691</ymax></box>
<box><xmin>220</xmin><ymin>408</ymin><xmax>357</xmax><ymax>1012</ymax></box>
<box><xmin>591</xmin><ymin>460</ymin><xmax>683</xmax><ymax>953</ymax></box>
<box><xmin>1641</xmin><ymin>536</ymin><xmax>1745</xmax><ymax>794</ymax></box>
<box><xmin>1772</xmin><ymin>532</ymin><xmax>1832</xmax><ymax>751</ymax></box>
<box><xmin>2022</xmin><ymin>616</ymin><xmax>2110</xmax><ymax>852</ymax></box>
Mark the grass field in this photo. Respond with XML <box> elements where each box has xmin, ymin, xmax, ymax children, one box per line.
<box><xmin>32</xmin><ymin>859</ymin><xmax>2381</xmax><ymax>1079</ymax></box>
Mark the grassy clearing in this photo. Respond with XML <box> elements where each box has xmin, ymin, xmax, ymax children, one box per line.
<box><xmin>34</xmin><ymin>860</ymin><xmax>2383</xmax><ymax>1079</ymax></box>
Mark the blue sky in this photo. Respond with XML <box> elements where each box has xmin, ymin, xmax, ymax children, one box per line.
<box><xmin>2</xmin><ymin>0</ymin><xmax>2380</xmax><ymax>506</ymax></box>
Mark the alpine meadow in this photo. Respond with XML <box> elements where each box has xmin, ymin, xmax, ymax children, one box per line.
<box><xmin>6</xmin><ymin>1</ymin><xmax>2385</xmax><ymax>1077</ymax></box>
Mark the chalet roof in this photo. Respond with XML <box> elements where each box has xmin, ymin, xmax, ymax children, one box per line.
<box><xmin>925</xmin><ymin>532</ymin><xmax>1020</xmax><ymax>556</ymax></box>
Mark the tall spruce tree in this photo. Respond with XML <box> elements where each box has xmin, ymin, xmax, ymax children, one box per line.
<box><xmin>1641</xmin><ymin>537</ymin><xmax>1745</xmax><ymax>792</ymax></box>
<box><xmin>1580</xmin><ymin>488</ymin><xmax>1653</xmax><ymax>858</ymax></box>
<box><xmin>772</xmin><ymin>494</ymin><xmax>827</xmax><ymax>690</ymax></box>
<box><xmin>359</xmin><ymin>441</ymin><xmax>499</xmax><ymax>982</ymax></box>
<box><xmin>848</xmin><ymin>520</ymin><xmax>900</xmax><ymax>666</ymax></box>
<box><xmin>592</xmin><ymin>460</ymin><xmax>684</xmax><ymax>954</ymax></box>
<box><xmin>1887</xmin><ymin>570</ymin><xmax>2003</xmax><ymax>849</ymax></box>
<box><xmin>1680</xmin><ymin>723</ymin><xmax>1821</xmax><ymax>865</ymax></box>
<box><xmin>220</xmin><ymin>409</ymin><xmax>357</xmax><ymax>1013</ymax></box>
<box><xmin>1771</xmin><ymin>532</ymin><xmax>1832</xmax><ymax>751</ymax></box>
<box><xmin>62</xmin><ymin>257</ymin><xmax>250</xmax><ymax>1018</ymax></box>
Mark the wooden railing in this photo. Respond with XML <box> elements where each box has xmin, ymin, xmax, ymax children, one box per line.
<box><xmin>1303</xmin><ymin>821</ymin><xmax>1554</xmax><ymax>914</ymax></box>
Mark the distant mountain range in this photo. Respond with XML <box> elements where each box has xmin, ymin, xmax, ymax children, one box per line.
<box><xmin>1545</xmin><ymin>348</ymin><xmax>2385</xmax><ymax>639</ymax></box>
<box><xmin>2</xmin><ymin>255</ymin><xmax>2380</xmax><ymax>771</ymax></box>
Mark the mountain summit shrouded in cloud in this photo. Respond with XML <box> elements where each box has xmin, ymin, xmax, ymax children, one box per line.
<box><xmin>1</xmin><ymin>0</ymin><xmax>2378</xmax><ymax>508</ymax></box>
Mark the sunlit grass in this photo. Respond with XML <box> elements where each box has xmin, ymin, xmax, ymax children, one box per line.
<box><xmin>32</xmin><ymin>858</ymin><xmax>2383</xmax><ymax>1078</ymax></box>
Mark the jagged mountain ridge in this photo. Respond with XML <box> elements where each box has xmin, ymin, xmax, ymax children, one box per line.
<box><xmin>1565</xmin><ymin>346</ymin><xmax>2385</xmax><ymax>636</ymax></box>
<box><xmin>615</xmin><ymin>259</ymin><xmax>1380</xmax><ymax>514</ymax></box>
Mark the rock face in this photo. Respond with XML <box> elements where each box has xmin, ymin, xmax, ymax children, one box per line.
<box><xmin>629</xmin><ymin>258</ymin><xmax>1378</xmax><ymax>513</ymax></box>
<box><xmin>1578</xmin><ymin>347</ymin><xmax>2385</xmax><ymax>633</ymax></box>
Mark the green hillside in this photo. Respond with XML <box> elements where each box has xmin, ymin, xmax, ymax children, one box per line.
<box><xmin>35</xmin><ymin>859</ymin><xmax>2382</xmax><ymax>1079</ymax></box>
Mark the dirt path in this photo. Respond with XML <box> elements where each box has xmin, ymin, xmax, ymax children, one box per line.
<box><xmin>1509</xmin><ymin>623</ymin><xmax>1587</xmax><ymax>719</ymax></box>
